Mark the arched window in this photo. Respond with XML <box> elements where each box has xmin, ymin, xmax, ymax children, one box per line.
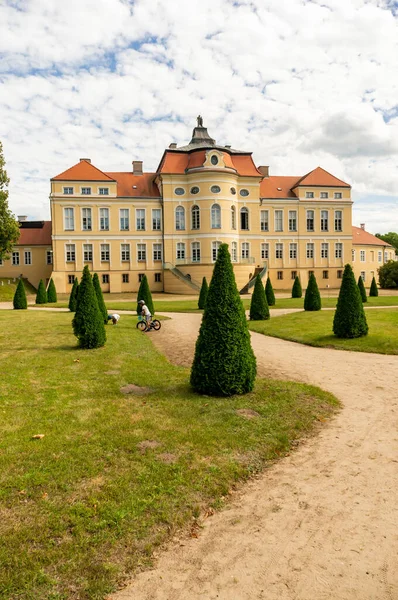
<box><xmin>240</xmin><ymin>207</ymin><xmax>249</xmax><ymax>230</ymax></box>
<box><xmin>211</xmin><ymin>204</ymin><xmax>221</xmax><ymax>229</ymax></box>
<box><xmin>191</xmin><ymin>205</ymin><xmax>200</xmax><ymax>230</ymax></box>
<box><xmin>175</xmin><ymin>206</ymin><xmax>185</xmax><ymax>230</ymax></box>
<box><xmin>231</xmin><ymin>206</ymin><xmax>236</xmax><ymax>230</ymax></box>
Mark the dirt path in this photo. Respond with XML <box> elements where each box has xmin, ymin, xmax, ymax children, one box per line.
<box><xmin>111</xmin><ymin>313</ymin><xmax>398</xmax><ymax>600</ymax></box>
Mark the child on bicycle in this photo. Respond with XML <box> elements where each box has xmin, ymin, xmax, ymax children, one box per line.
<box><xmin>138</xmin><ymin>300</ymin><xmax>152</xmax><ymax>327</ymax></box>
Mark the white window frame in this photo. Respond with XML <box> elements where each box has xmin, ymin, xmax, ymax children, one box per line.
<box><xmin>65</xmin><ymin>244</ymin><xmax>75</xmax><ymax>262</ymax></box>
<box><xmin>275</xmin><ymin>243</ymin><xmax>283</xmax><ymax>259</ymax></box>
<box><xmin>335</xmin><ymin>243</ymin><xmax>343</xmax><ymax>259</ymax></box>
<box><xmin>82</xmin><ymin>207</ymin><xmax>92</xmax><ymax>231</ymax></box>
<box><xmin>334</xmin><ymin>192</ymin><xmax>342</xmax><ymax>199</ymax></box>
<box><xmin>212</xmin><ymin>241</ymin><xmax>222</xmax><ymax>262</ymax></box>
<box><xmin>46</xmin><ymin>250</ymin><xmax>53</xmax><ymax>265</ymax></box>
<box><xmin>100</xmin><ymin>243</ymin><xmax>110</xmax><ymax>262</ymax></box>
<box><xmin>81</xmin><ymin>187</ymin><xmax>91</xmax><ymax>195</ymax></box>
<box><xmin>99</xmin><ymin>207</ymin><xmax>109</xmax><ymax>231</ymax></box>
<box><xmin>306</xmin><ymin>243</ymin><xmax>314</xmax><ymax>259</ymax></box>
<box><xmin>240</xmin><ymin>207</ymin><xmax>249</xmax><ymax>231</ymax></box>
<box><xmin>334</xmin><ymin>210</ymin><xmax>342</xmax><ymax>232</ymax></box>
<box><xmin>305</xmin><ymin>191</ymin><xmax>314</xmax><ymax>199</ymax></box>
<box><xmin>63</xmin><ymin>187</ymin><xmax>73</xmax><ymax>195</ymax></box>
<box><xmin>152</xmin><ymin>209</ymin><xmax>161</xmax><ymax>231</ymax></box>
<box><xmin>153</xmin><ymin>243</ymin><xmax>162</xmax><ymax>261</ymax></box>
<box><xmin>321</xmin><ymin>243</ymin><xmax>329</xmax><ymax>259</ymax></box>
<box><xmin>64</xmin><ymin>207</ymin><xmax>74</xmax><ymax>231</ymax></box>
<box><xmin>289</xmin><ymin>243</ymin><xmax>297</xmax><ymax>259</ymax></box>
<box><xmin>288</xmin><ymin>210</ymin><xmax>297</xmax><ymax>232</ymax></box>
<box><xmin>136</xmin><ymin>209</ymin><xmax>146</xmax><ymax>231</ymax></box>
<box><xmin>120</xmin><ymin>208</ymin><xmax>130</xmax><ymax>231</ymax></box>
<box><xmin>231</xmin><ymin>241</ymin><xmax>237</xmax><ymax>262</ymax></box>
<box><xmin>261</xmin><ymin>243</ymin><xmax>269</xmax><ymax>260</ymax></box>
<box><xmin>121</xmin><ymin>243</ymin><xmax>130</xmax><ymax>262</ymax></box>
<box><xmin>24</xmin><ymin>249</ymin><xmax>32</xmax><ymax>265</ymax></box>
<box><xmin>260</xmin><ymin>210</ymin><xmax>269</xmax><ymax>232</ymax></box>
<box><xmin>378</xmin><ymin>251</ymin><xmax>382</xmax><ymax>263</ymax></box>
<box><xmin>321</xmin><ymin>210</ymin><xmax>329</xmax><ymax>232</ymax></box>
<box><xmin>320</xmin><ymin>191</ymin><xmax>328</xmax><ymax>199</ymax></box>
<box><xmin>211</xmin><ymin>204</ymin><xmax>221</xmax><ymax>229</ymax></box>
<box><xmin>306</xmin><ymin>210</ymin><xmax>314</xmax><ymax>232</ymax></box>
<box><xmin>360</xmin><ymin>250</ymin><xmax>366</xmax><ymax>262</ymax></box>
<box><xmin>137</xmin><ymin>243</ymin><xmax>146</xmax><ymax>262</ymax></box>
<box><xmin>191</xmin><ymin>242</ymin><xmax>200</xmax><ymax>263</ymax></box>
<box><xmin>191</xmin><ymin>205</ymin><xmax>200</xmax><ymax>230</ymax></box>
<box><xmin>175</xmin><ymin>206</ymin><xmax>186</xmax><ymax>231</ymax></box>
<box><xmin>275</xmin><ymin>210</ymin><xmax>283</xmax><ymax>232</ymax></box>
<box><xmin>99</xmin><ymin>187</ymin><xmax>109</xmax><ymax>195</ymax></box>
<box><xmin>360</xmin><ymin>271</ymin><xmax>366</xmax><ymax>282</ymax></box>
<box><xmin>241</xmin><ymin>242</ymin><xmax>250</xmax><ymax>260</ymax></box>
<box><xmin>231</xmin><ymin>206</ymin><xmax>236</xmax><ymax>230</ymax></box>
<box><xmin>83</xmin><ymin>243</ymin><xmax>93</xmax><ymax>262</ymax></box>
<box><xmin>176</xmin><ymin>242</ymin><xmax>186</xmax><ymax>260</ymax></box>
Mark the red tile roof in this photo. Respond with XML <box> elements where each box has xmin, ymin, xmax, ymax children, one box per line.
<box><xmin>294</xmin><ymin>167</ymin><xmax>350</xmax><ymax>188</ymax></box>
<box><xmin>52</xmin><ymin>160</ymin><xmax>115</xmax><ymax>181</ymax></box>
<box><xmin>17</xmin><ymin>221</ymin><xmax>52</xmax><ymax>246</ymax></box>
<box><xmin>352</xmin><ymin>226</ymin><xmax>393</xmax><ymax>247</ymax></box>
<box><xmin>158</xmin><ymin>150</ymin><xmax>261</xmax><ymax>176</ymax></box>
<box><xmin>105</xmin><ymin>172</ymin><xmax>160</xmax><ymax>198</ymax></box>
<box><xmin>260</xmin><ymin>176</ymin><xmax>300</xmax><ymax>198</ymax></box>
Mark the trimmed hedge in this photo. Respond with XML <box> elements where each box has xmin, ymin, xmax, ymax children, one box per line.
<box><xmin>93</xmin><ymin>273</ymin><xmax>108</xmax><ymax>324</ymax></box>
<box><xmin>47</xmin><ymin>278</ymin><xmax>57</xmax><ymax>303</ymax></box>
<box><xmin>357</xmin><ymin>275</ymin><xmax>367</xmax><ymax>303</ymax></box>
<box><xmin>265</xmin><ymin>277</ymin><xmax>275</xmax><ymax>306</ymax></box>
<box><xmin>292</xmin><ymin>275</ymin><xmax>302</xmax><ymax>298</ymax></box>
<box><xmin>190</xmin><ymin>244</ymin><xmax>256</xmax><ymax>396</ymax></box>
<box><xmin>304</xmin><ymin>273</ymin><xmax>321</xmax><ymax>311</ymax></box>
<box><xmin>198</xmin><ymin>276</ymin><xmax>208</xmax><ymax>309</ymax></box>
<box><xmin>13</xmin><ymin>279</ymin><xmax>27</xmax><ymax>309</ymax></box>
<box><xmin>250</xmin><ymin>275</ymin><xmax>270</xmax><ymax>320</ymax></box>
<box><xmin>369</xmin><ymin>276</ymin><xmax>378</xmax><ymax>297</ymax></box>
<box><xmin>333</xmin><ymin>263</ymin><xmax>368</xmax><ymax>338</ymax></box>
<box><xmin>35</xmin><ymin>279</ymin><xmax>47</xmax><ymax>304</ymax></box>
<box><xmin>72</xmin><ymin>265</ymin><xmax>106</xmax><ymax>349</ymax></box>
<box><xmin>136</xmin><ymin>275</ymin><xmax>154</xmax><ymax>316</ymax></box>
<box><xmin>68</xmin><ymin>278</ymin><xmax>79</xmax><ymax>312</ymax></box>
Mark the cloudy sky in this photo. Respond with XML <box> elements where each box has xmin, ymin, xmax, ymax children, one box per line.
<box><xmin>1</xmin><ymin>0</ymin><xmax>397</xmax><ymax>233</ymax></box>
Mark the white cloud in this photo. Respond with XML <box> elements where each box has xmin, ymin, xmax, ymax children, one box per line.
<box><xmin>0</xmin><ymin>0</ymin><xmax>397</xmax><ymax>230</ymax></box>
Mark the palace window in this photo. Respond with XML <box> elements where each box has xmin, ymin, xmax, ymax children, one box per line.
<box><xmin>46</xmin><ymin>250</ymin><xmax>53</xmax><ymax>265</ymax></box>
<box><xmin>122</xmin><ymin>273</ymin><xmax>129</xmax><ymax>283</ymax></box>
<box><xmin>81</xmin><ymin>187</ymin><xmax>91</xmax><ymax>195</ymax></box>
<box><xmin>24</xmin><ymin>250</ymin><xmax>32</xmax><ymax>265</ymax></box>
<box><xmin>63</xmin><ymin>187</ymin><xmax>73</xmax><ymax>195</ymax></box>
<box><xmin>361</xmin><ymin>271</ymin><xmax>366</xmax><ymax>281</ymax></box>
<box><xmin>210</xmin><ymin>185</ymin><xmax>221</xmax><ymax>194</ymax></box>
<box><xmin>321</xmin><ymin>210</ymin><xmax>329</xmax><ymax>231</ymax></box>
<box><xmin>137</xmin><ymin>244</ymin><xmax>146</xmax><ymax>261</ymax></box>
<box><xmin>99</xmin><ymin>208</ymin><xmax>109</xmax><ymax>230</ymax></box>
<box><xmin>240</xmin><ymin>207</ymin><xmax>249</xmax><ymax>230</ymax></box>
<box><xmin>261</xmin><ymin>243</ymin><xmax>269</xmax><ymax>260</ymax></box>
<box><xmin>241</xmin><ymin>242</ymin><xmax>250</xmax><ymax>260</ymax></box>
<box><xmin>288</xmin><ymin>210</ymin><xmax>297</xmax><ymax>232</ymax></box>
<box><xmin>152</xmin><ymin>209</ymin><xmax>161</xmax><ymax>230</ymax></box>
<box><xmin>191</xmin><ymin>205</ymin><xmax>200</xmax><ymax>230</ymax></box>
<box><xmin>155</xmin><ymin>273</ymin><xmax>162</xmax><ymax>282</ymax></box>
<box><xmin>191</xmin><ymin>186</ymin><xmax>200</xmax><ymax>195</ymax></box>
<box><xmin>99</xmin><ymin>187</ymin><xmax>109</xmax><ymax>195</ymax></box>
<box><xmin>83</xmin><ymin>244</ymin><xmax>93</xmax><ymax>262</ymax></box>
<box><xmin>175</xmin><ymin>187</ymin><xmax>185</xmax><ymax>195</ymax></box>
<box><xmin>360</xmin><ymin>250</ymin><xmax>366</xmax><ymax>262</ymax></box>
<box><xmin>335</xmin><ymin>243</ymin><xmax>342</xmax><ymax>259</ymax></box>
<box><xmin>337</xmin><ymin>270</ymin><xmax>343</xmax><ymax>279</ymax></box>
<box><xmin>176</xmin><ymin>243</ymin><xmax>185</xmax><ymax>260</ymax></box>
<box><xmin>121</xmin><ymin>244</ymin><xmax>130</xmax><ymax>261</ymax></box>
<box><xmin>306</xmin><ymin>210</ymin><xmax>314</xmax><ymax>232</ymax></box>
<box><xmin>100</xmin><ymin>244</ymin><xmax>110</xmax><ymax>261</ymax></box>
<box><xmin>321</xmin><ymin>243</ymin><xmax>329</xmax><ymax>258</ymax></box>
<box><xmin>191</xmin><ymin>242</ymin><xmax>200</xmax><ymax>263</ymax></box>
<box><xmin>275</xmin><ymin>243</ymin><xmax>283</xmax><ymax>259</ymax></box>
<box><xmin>335</xmin><ymin>210</ymin><xmax>342</xmax><ymax>232</ymax></box>
<box><xmin>65</xmin><ymin>244</ymin><xmax>75</xmax><ymax>262</ymax></box>
<box><xmin>82</xmin><ymin>207</ymin><xmax>92</xmax><ymax>231</ymax></box>
<box><xmin>211</xmin><ymin>204</ymin><xmax>221</xmax><ymax>229</ymax></box>
<box><xmin>378</xmin><ymin>251</ymin><xmax>382</xmax><ymax>263</ymax></box>
<box><xmin>64</xmin><ymin>207</ymin><xmax>74</xmax><ymax>231</ymax></box>
<box><xmin>212</xmin><ymin>241</ymin><xmax>222</xmax><ymax>261</ymax></box>
<box><xmin>289</xmin><ymin>243</ymin><xmax>297</xmax><ymax>259</ymax></box>
<box><xmin>275</xmin><ymin>210</ymin><xmax>283</xmax><ymax>232</ymax></box>
<box><xmin>120</xmin><ymin>209</ymin><xmax>129</xmax><ymax>231</ymax></box>
<box><xmin>291</xmin><ymin>271</ymin><xmax>297</xmax><ymax>280</ymax></box>
<box><xmin>68</xmin><ymin>275</ymin><xmax>75</xmax><ymax>284</ymax></box>
<box><xmin>334</xmin><ymin>192</ymin><xmax>342</xmax><ymax>199</ymax></box>
<box><xmin>231</xmin><ymin>205</ymin><xmax>236</xmax><ymax>229</ymax></box>
<box><xmin>320</xmin><ymin>192</ymin><xmax>328</xmax><ymax>198</ymax></box>
<box><xmin>277</xmin><ymin>271</ymin><xmax>283</xmax><ymax>280</ymax></box>
<box><xmin>102</xmin><ymin>274</ymin><xmax>109</xmax><ymax>284</ymax></box>
<box><xmin>175</xmin><ymin>206</ymin><xmax>185</xmax><ymax>230</ymax></box>
<box><xmin>240</xmin><ymin>189</ymin><xmax>249</xmax><ymax>197</ymax></box>
<box><xmin>260</xmin><ymin>210</ymin><xmax>269</xmax><ymax>231</ymax></box>
<box><xmin>153</xmin><ymin>244</ymin><xmax>162</xmax><ymax>261</ymax></box>
<box><xmin>306</xmin><ymin>191</ymin><xmax>314</xmax><ymax>199</ymax></box>
<box><xmin>306</xmin><ymin>243</ymin><xmax>314</xmax><ymax>259</ymax></box>
<box><xmin>323</xmin><ymin>270</ymin><xmax>329</xmax><ymax>279</ymax></box>
<box><xmin>136</xmin><ymin>209</ymin><xmax>145</xmax><ymax>231</ymax></box>
<box><xmin>231</xmin><ymin>241</ymin><xmax>237</xmax><ymax>262</ymax></box>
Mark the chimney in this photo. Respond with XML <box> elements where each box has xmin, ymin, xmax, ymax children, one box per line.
<box><xmin>80</xmin><ymin>158</ymin><xmax>91</xmax><ymax>163</ymax></box>
<box><xmin>258</xmin><ymin>165</ymin><xmax>269</xmax><ymax>177</ymax></box>
<box><xmin>169</xmin><ymin>143</ymin><xmax>177</xmax><ymax>149</ymax></box>
<box><xmin>132</xmin><ymin>160</ymin><xmax>143</xmax><ymax>176</ymax></box>
<box><xmin>225</xmin><ymin>144</ymin><xmax>231</xmax><ymax>149</ymax></box>
<box><xmin>360</xmin><ymin>223</ymin><xmax>365</xmax><ymax>230</ymax></box>
<box><xmin>18</xmin><ymin>215</ymin><xmax>27</xmax><ymax>222</ymax></box>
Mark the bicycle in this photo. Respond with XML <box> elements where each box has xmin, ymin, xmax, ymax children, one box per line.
<box><xmin>136</xmin><ymin>316</ymin><xmax>161</xmax><ymax>332</ymax></box>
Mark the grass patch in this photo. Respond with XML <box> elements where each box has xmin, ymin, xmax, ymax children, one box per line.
<box><xmin>0</xmin><ymin>311</ymin><xmax>338</xmax><ymax>599</ymax></box>
<box><xmin>36</xmin><ymin>294</ymin><xmax>398</xmax><ymax>312</ymax></box>
<box><xmin>0</xmin><ymin>277</ymin><xmax>36</xmax><ymax>302</ymax></box>
<box><xmin>249</xmin><ymin>308</ymin><xmax>398</xmax><ymax>354</ymax></box>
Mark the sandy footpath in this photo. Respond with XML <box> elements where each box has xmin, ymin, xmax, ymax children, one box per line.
<box><xmin>111</xmin><ymin>312</ymin><xmax>398</xmax><ymax>600</ymax></box>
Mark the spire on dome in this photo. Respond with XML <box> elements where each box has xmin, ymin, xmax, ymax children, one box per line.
<box><xmin>189</xmin><ymin>116</ymin><xmax>216</xmax><ymax>146</ymax></box>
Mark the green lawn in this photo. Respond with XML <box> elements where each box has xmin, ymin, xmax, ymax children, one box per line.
<box><xmin>0</xmin><ymin>277</ymin><xmax>36</xmax><ymax>302</ymax></box>
<box><xmin>249</xmin><ymin>308</ymin><xmax>398</xmax><ymax>354</ymax></box>
<box><xmin>31</xmin><ymin>294</ymin><xmax>398</xmax><ymax>313</ymax></box>
<box><xmin>0</xmin><ymin>311</ymin><xmax>338</xmax><ymax>600</ymax></box>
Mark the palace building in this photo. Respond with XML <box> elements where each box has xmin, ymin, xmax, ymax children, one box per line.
<box><xmin>1</xmin><ymin>118</ymin><xmax>395</xmax><ymax>294</ymax></box>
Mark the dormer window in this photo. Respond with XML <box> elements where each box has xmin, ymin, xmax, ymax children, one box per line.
<box><xmin>210</xmin><ymin>155</ymin><xmax>219</xmax><ymax>165</ymax></box>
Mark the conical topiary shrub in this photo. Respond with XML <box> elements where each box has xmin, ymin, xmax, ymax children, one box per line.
<box><xmin>304</xmin><ymin>273</ymin><xmax>321</xmax><ymax>311</ymax></box>
<box><xmin>292</xmin><ymin>275</ymin><xmax>302</xmax><ymax>298</ymax></box>
<box><xmin>13</xmin><ymin>279</ymin><xmax>27</xmax><ymax>309</ymax></box>
<box><xmin>47</xmin><ymin>278</ymin><xmax>57</xmax><ymax>303</ymax></box>
<box><xmin>198</xmin><ymin>276</ymin><xmax>209</xmax><ymax>309</ymax></box>
<box><xmin>369</xmin><ymin>276</ymin><xmax>378</xmax><ymax>297</ymax></box>
<box><xmin>72</xmin><ymin>265</ymin><xmax>106</xmax><ymax>348</ymax></box>
<box><xmin>136</xmin><ymin>275</ymin><xmax>154</xmax><ymax>316</ymax></box>
<box><xmin>190</xmin><ymin>243</ymin><xmax>256</xmax><ymax>396</ymax></box>
<box><xmin>357</xmin><ymin>275</ymin><xmax>367</xmax><ymax>303</ymax></box>
<box><xmin>333</xmin><ymin>264</ymin><xmax>368</xmax><ymax>338</ymax></box>
<box><xmin>265</xmin><ymin>277</ymin><xmax>275</xmax><ymax>306</ymax></box>
<box><xmin>68</xmin><ymin>278</ymin><xmax>79</xmax><ymax>312</ymax></box>
<box><xmin>250</xmin><ymin>274</ymin><xmax>270</xmax><ymax>320</ymax></box>
<box><xmin>93</xmin><ymin>273</ymin><xmax>108</xmax><ymax>324</ymax></box>
<box><xmin>35</xmin><ymin>279</ymin><xmax>47</xmax><ymax>304</ymax></box>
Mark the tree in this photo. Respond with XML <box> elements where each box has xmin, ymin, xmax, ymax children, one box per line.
<box><xmin>190</xmin><ymin>243</ymin><xmax>256</xmax><ymax>396</ymax></box>
<box><xmin>13</xmin><ymin>279</ymin><xmax>27</xmax><ymax>309</ymax></box>
<box><xmin>35</xmin><ymin>279</ymin><xmax>47</xmax><ymax>304</ymax></box>
<box><xmin>265</xmin><ymin>277</ymin><xmax>275</xmax><ymax>306</ymax></box>
<box><xmin>333</xmin><ymin>263</ymin><xmax>368</xmax><ymax>338</ymax></box>
<box><xmin>378</xmin><ymin>261</ymin><xmax>398</xmax><ymax>289</ymax></box>
<box><xmin>0</xmin><ymin>141</ymin><xmax>20</xmax><ymax>262</ymax></box>
<box><xmin>357</xmin><ymin>275</ymin><xmax>367</xmax><ymax>303</ymax></box>
<box><xmin>136</xmin><ymin>275</ymin><xmax>154</xmax><ymax>315</ymax></box>
<box><xmin>68</xmin><ymin>278</ymin><xmax>79</xmax><ymax>312</ymax></box>
<box><xmin>47</xmin><ymin>278</ymin><xmax>57</xmax><ymax>303</ymax></box>
<box><xmin>198</xmin><ymin>276</ymin><xmax>209</xmax><ymax>309</ymax></box>
<box><xmin>375</xmin><ymin>232</ymin><xmax>398</xmax><ymax>254</ymax></box>
<box><xmin>292</xmin><ymin>275</ymin><xmax>302</xmax><ymax>298</ymax></box>
<box><xmin>304</xmin><ymin>273</ymin><xmax>321</xmax><ymax>311</ymax></box>
<box><xmin>369</xmin><ymin>276</ymin><xmax>378</xmax><ymax>297</ymax></box>
<box><xmin>92</xmin><ymin>273</ymin><xmax>108</xmax><ymax>324</ymax></box>
<box><xmin>72</xmin><ymin>265</ymin><xmax>106</xmax><ymax>349</ymax></box>
<box><xmin>249</xmin><ymin>274</ymin><xmax>270</xmax><ymax>320</ymax></box>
